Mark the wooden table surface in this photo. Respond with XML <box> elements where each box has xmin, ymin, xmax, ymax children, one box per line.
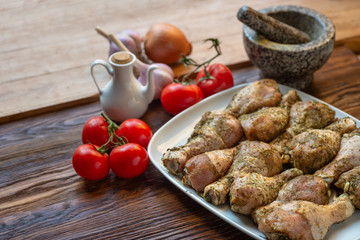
<box><xmin>1</xmin><ymin>45</ymin><xmax>360</xmax><ymax>240</ymax></box>
<box><xmin>1</xmin><ymin>1</ymin><xmax>360</xmax><ymax>239</ymax></box>
<box><xmin>1</xmin><ymin>0</ymin><xmax>360</xmax><ymax>123</ymax></box>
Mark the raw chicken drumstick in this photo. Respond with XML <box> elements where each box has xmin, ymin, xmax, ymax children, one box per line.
<box><xmin>335</xmin><ymin>166</ymin><xmax>360</xmax><ymax>209</ymax></box>
<box><xmin>229</xmin><ymin>168</ymin><xmax>302</xmax><ymax>215</ymax></box>
<box><xmin>239</xmin><ymin>89</ymin><xmax>301</xmax><ymax>143</ymax></box>
<box><xmin>252</xmin><ymin>194</ymin><xmax>355</xmax><ymax>240</ymax></box>
<box><xmin>285</xmin><ymin>117</ymin><xmax>356</xmax><ymax>173</ymax></box>
<box><xmin>324</xmin><ymin>117</ymin><xmax>357</xmax><ymax>135</ymax></box>
<box><xmin>182</xmin><ymin>147</ymin><xmax>236</xmax><ymax>192</ymax></box>
<box><xmin>277</xmin><ymin>175</ymin><xmax>331</xmax><ymax>205</ymax></box>
<box><xmin>203</xmin><ymin>140</ymin><xmax>283</xmax><ymax>205</ymax></box>
<box><xmin>288</xmin><ymin>101</ymin><xmax>336</xmax><ymax>135</ymax></box>
<box><xmin>279</xmin><ymin>89</ymin><xmax>302</xmax><ymax>111</ymax></box>
<box><xmin>239</xmin><ymin>107</ymin><xmax>289</xmax><ymax>142</ymax></box>
<box><xmin>270</xmin><ymin>100</ymin><xmax>336</xmax><ymax>156</ymax></box>
<box><xmin>162</xmin><ymin>110</ymin><xmax>243</xmax><ymax>175</ymax></box>
<box><xmin>225</xmin><ymin>79</ymin><xmax>282</xmax><ymax>118</ymax></box>
<box><xmin>315</xmin><ymin>128</ymin><xmax>360</xmax><ymax>183</ymax></box>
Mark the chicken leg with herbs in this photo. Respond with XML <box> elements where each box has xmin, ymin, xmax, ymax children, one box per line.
<box><xmin>203</xmin><ymin>140</ymin><xmax>283</xmax><ymax>205</ymax></box>
<box><xmin>285</xmin><ymin>117</ymin><xmax>356</xmax><ymax>174</ymax></box>
<box><xmin>182</xmin><ymin>147</ymin><xmax>236</xmax><ymax>192</ymax></box>
<box><xmin>225</xmin><ymin>79</ymin><xmax>282</xmax><ymax>118</ymax></box>
<box><xmin>315</xmin><ymin>128</ymin><xmax>360</xmax><ymax>183</ymax></box>
<box><xmin>288</xmin><ymin>101</ymin><xmax>336</xmax><ymax>135</ymax></box>
<box><xmin>237</xmin><ymin>89</ymin><xmax>302</xmax><ymax>143</ymax></box>
<box><xmin>270</xmin><ymin>101</ymin><xmax>336</xmax><ymax>156</ymax></box>
<box><xmin>253</xmin><ymin>194</ymin><xmax>355</xmax><ymax>240</ymax></box>
<box><xmin>162</xmin><ymin>110</ymin><xmax>243</xmax><ymax>175</ymax></box>
<box><xmin>239</xmin><ymin>107</ymin><xmax>289</xmax><ymax>142</ymax></box>
<box><xmin>277</xmin><ymin>175</ymin><xmax>331</xmax><ymax>205</ymax></box>
<box><xmin>279</xmin><ymin>89</ymin><xmax>302</xmax><ymax>111</ymax></box>
<box><xmin>229</xmin><ymin>168</ymin><xmax>302</xmax><ymax>215</ymax></box>
<box><xmin>335</xmin><ymin>166</ymin><xmax>360</xmax><ymax>209</ymax></box>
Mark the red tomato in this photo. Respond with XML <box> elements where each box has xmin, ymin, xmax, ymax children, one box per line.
<box><xmin>82</xmin><ymin>116</ymin><xmax>109</xmax><ymax>147</ymax></box>
<box><xmin>160</xmin><ymin>83</ymin><xmax>204</xmax><ymax>115</ymax></box>
<box><xmin>116</xmin><ymin>119</ymin><xmax>152</xmax><ymax>149</ymax></box>
<box><xmin>72</xmin><ymin>144</ymin><xmax>110</xmax><ymax>180</ymax></box>
<box><xmin>196</xmin><ymin>63</ymin><xmax>233</xmax><ymax>98</ymax></box>
<box><xmin>109</xmin><ymin>143</ymin><xmax>149</xmax><ymax>179</ymax></box>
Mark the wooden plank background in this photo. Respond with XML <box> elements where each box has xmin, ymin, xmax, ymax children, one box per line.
<box><xmin>1</xmin><ymin>0</ymin><xmax>360</xmax><ymax>123</ymax></box>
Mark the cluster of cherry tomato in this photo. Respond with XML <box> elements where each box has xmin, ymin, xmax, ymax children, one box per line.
<box><xmin>160</xmin><ymin>63</ymin><xmax>233</xmax><ymax>115</ymax></box>
<box><xmin>72</xmin><ymin>115</ymin><xmax>152</xmax><ymax>181</ymax></box>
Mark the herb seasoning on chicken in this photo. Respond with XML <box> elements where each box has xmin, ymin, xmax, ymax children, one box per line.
<box><xmin>162</xmin><ymin>110</ymin><xmax>243</xmax><ymax>175</ymax></box>
<box><xmin>335</xmin><ymin>166</ymin><xmax>360</xmax><ymax>209</ymax></box>
<box><xmin>239</xmin><ymin>107</ymin><xmax>288</xmax><ymax>142</ymax></box>
<box><xmin>225</xmin><ymin>79</ymin><xmax>282</xmax><ymax>118</ymax></box>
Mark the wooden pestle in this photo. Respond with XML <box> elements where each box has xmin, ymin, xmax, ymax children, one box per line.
<box><xmin>237</xmin><ymin>6</ymin><xmax>311</xmax><ymax>44</ymax></box>
<box><xmin>95</xmin><ymin>26</ymin><xmax>129</xmax><ymax>52</ymax></box>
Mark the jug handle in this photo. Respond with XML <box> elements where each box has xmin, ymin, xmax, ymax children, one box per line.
<box><xmin>90</xmin><ymin>59</ymin><xmax>114</xmax><ymax>94</ymax></box>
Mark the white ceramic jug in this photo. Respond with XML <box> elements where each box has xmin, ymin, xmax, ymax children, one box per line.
<box><xmin>91</xmin><ymin>51</ymin><xmax>157</xmax><ymax>122</ymax></box>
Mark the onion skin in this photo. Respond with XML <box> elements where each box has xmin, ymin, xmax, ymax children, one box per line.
<box><xmin>144</xmin><ymin>23</ymin><xmax>192</xmax><ymax>64</ymax></box>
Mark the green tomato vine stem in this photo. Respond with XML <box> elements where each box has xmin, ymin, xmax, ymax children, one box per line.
<box><xmin>94</xmin><ymin>113</ymin><xmax>128</xmax><ymax>153</ymax></box>
<box><xmin>179</xmin><ymin>38</ymin><xmax>222</xmax><ymax>84</ymax></box>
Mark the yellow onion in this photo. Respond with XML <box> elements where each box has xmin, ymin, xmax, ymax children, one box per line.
<box><xmin>144</xmin><ymin>23</ymin><xmax>192</xmax><ymax>64</ymax></box>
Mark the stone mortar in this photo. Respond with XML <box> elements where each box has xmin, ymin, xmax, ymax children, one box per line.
<box><xmin>242</xmin><ymin>5</ymin><xmax>335</xmax><ymax>90</ymax></box>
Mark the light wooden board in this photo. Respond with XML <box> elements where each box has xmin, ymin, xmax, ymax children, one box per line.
<box><xmin>1</xmin><ymin>0</ymin><xmax>360</xmax><ymax>123</ymax></box>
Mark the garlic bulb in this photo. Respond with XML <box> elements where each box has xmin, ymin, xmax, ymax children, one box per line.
<box><xmin>108</xmin><ymin>31</ymin><xmax>142</xmax><ymax>58</ymax></box>
<box><xmin>136</xmin><ymin>61</ymin><xmax>174</xmax><ymax>100</ymax></box>
<box><xmin>144</xmin><ymin>23</ymin><xmax>192</xmax><ymax>64</ymax></box>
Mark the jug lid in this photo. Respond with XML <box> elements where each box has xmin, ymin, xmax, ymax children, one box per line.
<box><xmin>111</xmin><ymin>52</ymin><xmax>132</xmax><ymax>64</ymax></box>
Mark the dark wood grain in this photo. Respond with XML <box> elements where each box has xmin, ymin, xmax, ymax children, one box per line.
<box><xmin>0</xmin><ymin>45</ymin><xmax>359</xmax><ymax>240</ymax></box>
<box><xmin>309</xmin><ymin>45</ymin><xmax>360</xmax><ymax>118</ymax></box>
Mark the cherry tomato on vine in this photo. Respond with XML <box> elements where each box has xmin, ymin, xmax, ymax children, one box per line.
<box><xmin>82</xmin><ymin>116</ymin><xmax>110</xmax><ymax>147</ymax></box>
<box><xmin>160</xmin><ymin>83</ymin><xmax>204</xmax><ymax>115</ymax></box>
<box><xmin>109</xmin><ymin>143</ymin><xmax>149</xmax><ymax>179</ymax></box>
<box><xmin>196</xmin><ymin>63</ymin><xmax>233</xmax><ymax>98</ymax></box>
<box><xmin>72</xmin><ymin>144</ymin><xmax>110</xmax><ymax>181</ymax></box>
<box><xmin>116</xmin><ymin>119</ymin><xmax>152</xmax><ymax>149</ymax></box>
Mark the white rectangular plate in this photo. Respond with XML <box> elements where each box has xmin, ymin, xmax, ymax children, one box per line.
<box><xmin>148</xmin><ymin>83</ymin><xmax>360</xmax><ymax>240</ymax></box>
